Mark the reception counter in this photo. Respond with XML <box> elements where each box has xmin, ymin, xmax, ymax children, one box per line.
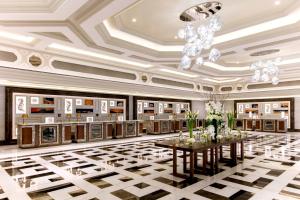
<box><xmin>234</xmin><ymin>118</ymin><xmax>287</xmax><ymax>133</ymax></box>
<box><xmin>18</xmin><ymin>120</ymin><xmax>144</xmax><ymax>148</ymax></box>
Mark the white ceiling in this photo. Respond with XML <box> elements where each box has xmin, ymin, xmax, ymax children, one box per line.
<box><xmin>0</xmin><ymin>0</ymin><xmax>299</xmax><ymax>87</ymax></box>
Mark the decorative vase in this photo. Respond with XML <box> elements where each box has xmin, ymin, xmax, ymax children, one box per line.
<box><xmin>212</xmin><ymin>119</ymin><xmax>218</xmax><ymax>142</ymax></box>
<box><xmin>187</xmin><ymin>119</ymin><xmax>195</xmax><ymax>138</ymax></box>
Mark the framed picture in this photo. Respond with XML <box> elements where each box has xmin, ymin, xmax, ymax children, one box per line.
<box><xmin>45</xmin><ymin>117</ymin><xmax>54</xmax><ymax>124</ymax></box>
<box><xmin>164</xmin><ymin>103</ymin><xmax>167</xmax><ymax>108</ymax></box>
<box><xmin>245</xmin><ymin>104</ymin><xmax>250</xmax><ymax>109</ymax></box>
<box><xmin>272</xmin><ymin>103</ymin><xmax>279</xmax><ymax>108</ymax></box>
<box><xmin>238</xmin><ymin>104</ymin><xmax>244</xmax><ymax>114</ymax></box>
<box><xmin>169</xmin><ymin>115</ymin><xmax>174</xmax><ymax>120</ymax></box>
<box><xmin>137</xmin><ymin>102</ymin><xmax>143</xmax><ymax>114</ymax></box>
<box><xmin>30</xmin><ymin>97</ymin><xmax>39</xmax><ymax>105</ymax></box>
<box><xmin>65</xmin><ymin>99</ymin><xmax>73</xmax><ymax>114</ymax></box>
<box><xmin>84</xmin><ymin>99</ymin><xmax>93</xmax><ymax>106</ymax></box>
<box><xmin>158</xmin><ymin>103</ymin><xmax>163</xmax><ymax>114</ymax></box>
<box><xmin>16</xmin><ymin>96</ymin><xmax>26</xmax><ymax>114</ymax></box>
<box><xmin>181</xmin><ymin>104</ymin><xmax>184</xmax><ymax>109</ymax></box>
<box><xmin>176</xmin><ymin>104</ymin><xmax>180</xmax><ymax>114</ymax></box>
<box><xmin>110</xmin><ymin>101</ymin><xmax>115</xmax><ymax>107</ymax></box>
<box><xmin>144</xmin><ymin>102</ymin><xmax>148</xmax><ymax>108</ymax></box>
<box><xmin>149</xmin><ymin>115</ymin><xmax>154</xmax><ymax>120</ymax></box>
<box><xmin>265</xmin><ymin>104</ymin><xmax>271</xmax><ymax>114</ymax></box>
<box><xmin>149</xmin><ymin>103</ymin><xmax>155</xmax><ymax>107</ymax></box>
<box><xmin>76</xmin><ymin>99</ymin><xmax>82</xmax><ymax>106</ymax></box>
<box><xmin>86</xmin><ymin>116</ymin><xmax>93</xmax><ymax>122</ymax></box>
<box><xmin>117</xmin><ymin>101</ymin><xmax>124</xmax><ymax>107</ymax></box>
<box><xmin>43</xmin><ymin>97</ymin><xmax>54</xmax><ymax>104</ymax></box>
<box><xmin>31</xmin><ymin>107</ymin><xmax>54</xmax><ymax>114</ymax></box>
<box><xmin>101</xmin><ymin>100</ymin><xmax>107</xmax><ymax>114</ymax></box>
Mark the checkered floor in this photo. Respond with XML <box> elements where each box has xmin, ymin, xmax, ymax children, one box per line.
<box><xmin>0</xmin><ymin>132</ymin><xmax>299</xmax><ymax>200</ymax></box>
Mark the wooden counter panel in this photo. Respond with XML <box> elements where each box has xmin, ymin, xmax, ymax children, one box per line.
<box><xmin>64</xmin><ymin>126</ymin><xmax>72</xmax><ymax>141</ymax></box>
<box><xmin>76</xmin><ymin>125</ymin><xmax>85</xmax><ymax>140</ymax></box>
<box><xmin>22</xmin><ymin>127</ymin><xmax>33</xmax><ymax>145</ymax></box>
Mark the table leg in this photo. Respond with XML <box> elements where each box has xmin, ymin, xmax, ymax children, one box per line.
<box><xmin>210</xmin><ymin>148</ymin><xmax>214</xmax><ymax>174</ymax></box>
<box><xmin>183</xmin><ymin>151</ymin><xmax>187</xmax><ymax>172</ymax></box>
<box><xmin>194</xmin><ymin>152</ymin><xmax>198</xmax><ymax>168</ymax></box>
<box><xmin>215</xmin><ymin>146</ymin><xmax>219</xmax><ymax>173</ymax></box>
<box><xmin>203</xmin><ymin>150</ymin><xmax>207</xmax><ymax>174</ymax></box>
<box><xmin>219</xmin><ymin>145</ymin><xmax>223</xmax><ymax>161</ymax></box>
<box><xmin>173</xmin><ymin>147</ymin><xmax>177</xmax><ymax>176</ymax></box>
<box><xmin>241</xmin><ymin>140</ymin><xmax>244</xmax><ymax>160</ymax></box>
<box><xmin>190</xmin><ymin>151</ymin><xmax>194</xmax><ymax>177</ymax></box>
<box><xmin>233</xmin><ymin>143</ymin><xmax>237</xmax><ymax>165</ymax></box>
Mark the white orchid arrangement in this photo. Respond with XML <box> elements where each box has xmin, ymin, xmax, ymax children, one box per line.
<box><xmin>216</xmin><ymin>135</ymin><xmax>223</xmax><ymax>140</ymax></box>
<box><xmin>205</xmin><ymin>101</ymin><xmax>224</xmax><ymax>121</ymax></box>
<box><xmin>185</xmin><ymin>110</ymin><xmax>199</xmax><ymax>138</ymax></box>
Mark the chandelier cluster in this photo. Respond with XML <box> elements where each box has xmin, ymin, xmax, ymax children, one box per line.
<box><xmin>178</xmin><ymin>16</ymin><xmax>222</xmax><ymax>70</ymax></box>
<box><xmin>250</xmin><ymin>58</ymin><xmax>281</xmax><ymax>85</ymax></box>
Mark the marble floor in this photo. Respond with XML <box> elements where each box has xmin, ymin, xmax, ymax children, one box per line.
<box><xmin>0</xmin><ymin>132</ymin><xmax>299</xmax><ymax>200</ymax></box>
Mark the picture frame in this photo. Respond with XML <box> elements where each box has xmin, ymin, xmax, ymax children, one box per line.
<box><xmin>176</xmin><ymin>104</ymin><xmax>180</xmax><ymax>114</ymax></box>
<box><xmin>164</xmin><ymin>103</ymin><xmax>167</xmax><ymax>108</ymax></box>
<box><xmin>76</xmin><ymin>99</ymin><xmax>82</xmax><ymax>106</ymax></box>
<box><xmin>137</xmin><ymin>102</ymin><xmax>143</xmax><ymax>114</ymax></box>
<box><xmin>65</xmin><ymin>99</ymin><xmax>73</xmax><ymax>114</ymax></box>
<box><xmin>45</xmin><ymin>117</ymin><xmax>54</xmax><ymax>124</ymax></box>
<box><xmin>265</xmin><ymin>104</ymin><xmax>271</xmax><ymax>114</ymax></box>
<box><xmin>149</xmin><ymin>115</ymin><xmax>154</xmax><ymax>120</ymax></box>
<box><xmin>158</xmin><ymin>103</ymin><xmax>163</xmax><ymax>114</ymax></box>
<box><xmin>16</xmin><ymin>96</ymin><xmax>26</xmax><ymax>114</ymax></box>
<box><xmin>272</xmin><ymin>103</ymin><xmax>279</xmax><ymax>109</ymax></box>
<box><xmin>110</xmin><ymin>101</ymin><xmax>115</xmax><ymax>107</ymax></box>
<box><xmin>238</xmin><ymin>104</ymin><xmax>244</xmax><ymax>114</ymax></box>
<box><xmin>101</xmin><ymin>100</ymin><xmax>108</xmax><ymax>114</ymax></box>
<box><xmin>144</xmin><ymin>102</ymin><xmax>148</xmax><ymax>108</ymax></box>
<box><xmin>245</xmin><ymin>104</ymin><xmax>250</xmax><ymax>109</ymax></box>
<box><xmin>30</xmin><ymin>96</ymin><xmax>39</xmax><ymax>105</ymax></box>
<box><xmin>84</xmin><ymin>99</ymin><xmax>93</xmax><ymax>106</ymax></box>
<box><xmin>43</xmin><ymin>97</ymin><xmax>54</xmax><ymax>104</ymax></box>
<box><xmin>86</xmin><ymin>116</ymin><xmax>94</xmax><ymax>122</ymax></box>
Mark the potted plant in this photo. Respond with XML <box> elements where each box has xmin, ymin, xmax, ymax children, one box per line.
<box><xmin>227</xmin><ymin>112</ymin><xmax>235</xmax><ymax>130</ymax></box>
<box><xmin>185</xmin><ymin>111</ymin><xmax>198</xmax><ymax>139</ymax></box>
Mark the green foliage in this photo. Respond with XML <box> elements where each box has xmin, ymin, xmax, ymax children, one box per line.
<box><xmin>226</xmin><ymin>112</ymin><xmax>235</xmax><ymax>130</ymax></box>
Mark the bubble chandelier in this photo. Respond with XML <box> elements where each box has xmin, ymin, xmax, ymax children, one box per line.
<box><xmin>178</xmin><ymin>15</ymin><xmax>222</xmax><ymax>70</ymax></box>
<box><xmin>250</xmin><ymin>58</ymin><xmax>281</xmax><ymax>85</ymax></box>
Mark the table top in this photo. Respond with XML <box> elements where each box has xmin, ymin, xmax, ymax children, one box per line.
<box><xmin>154</xmin><ymin>136</ymin><xmax>253</xmax><ymax>152</ymax></box>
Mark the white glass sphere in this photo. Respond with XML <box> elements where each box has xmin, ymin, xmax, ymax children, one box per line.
<box><xmin>209</xmin><ymin>48</ymin><xmax>221</xmax><ymax>62</ymax></box>
<box><xmin>180</xmin><ymin>55</ymin><xmax>192</xmax><ymax>69</ymax></box>
<box><xmin>196</xmin><ymin>57</ymin><xmax>204</xmax><ymax>66</ymax></box>
<box><xmin>208</xmin><ymin>16</ymin><xmax>222</xmax><ymax>32</ymax></box>
<box><xmin>177</xmin><ymin>29</ymin><xmax>185</xmax><ymax>39</ymax></box>
<box><xmin>261</xmin><ymin>73</ymin><xmax>269</xmax><ymax>82</ymax></box>
<box><xmin>272</xmin><ymin>76</ymin><xmax>279</xmax><ymax>85</ymax></box>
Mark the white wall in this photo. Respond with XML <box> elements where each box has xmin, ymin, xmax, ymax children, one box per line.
<box><xmin>0</xmin><ymin>86</ymin><xmax>4</xmax><ymax>140</ymax></box>
<box><xmin>192</xmin><ymin>100</ymin><xmax>206</xmax><ymax>118</ymax></box>
<box><xmin>224</xmin><ymin>100</ymin><xmax>234</xmax><ymax>113</ymax></box>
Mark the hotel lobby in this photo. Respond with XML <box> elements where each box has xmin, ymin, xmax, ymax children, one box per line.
<box><xmin>0</xmin><ymin>0</ymin><xmax>299</xmax><ymax>200</ymax></box>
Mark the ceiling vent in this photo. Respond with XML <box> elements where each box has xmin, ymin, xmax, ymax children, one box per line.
<box><xmin>151</xmin><ymin>77</ymin><xmax>194</xmax><ymax>89</ymax></box>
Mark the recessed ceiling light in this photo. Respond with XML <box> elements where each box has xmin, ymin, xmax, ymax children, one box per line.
<box><xmin>275</xmin><ymin>0</ymin><xmax>280</xmax><ymax>5</ymax></box>
<box><xmin>132</xmin><ymin>18</ymin><xmax>137</xmax><ymax>22</ymax></box>
<box><xmin>48</xmin><ymin>43</ymin><xmax>152</xmax><ymax>68</ymax></box>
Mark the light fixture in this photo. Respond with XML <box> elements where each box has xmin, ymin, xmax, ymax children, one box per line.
<box><xmin>131</xmin><ymin>18</ymin><xmax>137</xmax><ymax>22</ymax></box>
<box><xmin>0</xmin><ymin>30</ymin><xmax>34</xmax><ymax>43</ymax></box>
<box><xmin>274</xmin><ymin>0</ymin><xmax>280</xmax><ymax>5</ymax></box>
<box><xmin>250</xmin><ymin>58</ymin><xmax>281</xmax><ymax>85</ymax></box>
<box><xmin>160</xmin><ymin>68</ymin><xmax>198</xmax><ymax>78</ymax></box>
<box><xmin>48</xmin><ymin>43</ymin><xmax>152</xmax><ymax>68</ymax></box>
<box><xmin>178</xmin><ymin>15</ymin><xmax>222</xmax><ymax>70</ymax></box>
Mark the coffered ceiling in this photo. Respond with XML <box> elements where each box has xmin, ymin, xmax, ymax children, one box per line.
<box><xmin>0</xmin><ymin>0</ymin><xmax>300</xmax><ymax>88</ymax></box>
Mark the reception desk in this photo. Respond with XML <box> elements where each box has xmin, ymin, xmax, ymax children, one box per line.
<box><xmin>235</xmin><ymin>118</ymin><xmax>287</xmax><ymax>133</ymax></box>
<box><xmin>18</xmin><ymin>120</ymin><xmax>144</xmax><ymax>148</ymax></box>
<box><xmin>144</xmin><ymin>119</ymin><xmax>188</xmax><ymax>134</ymax></box>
